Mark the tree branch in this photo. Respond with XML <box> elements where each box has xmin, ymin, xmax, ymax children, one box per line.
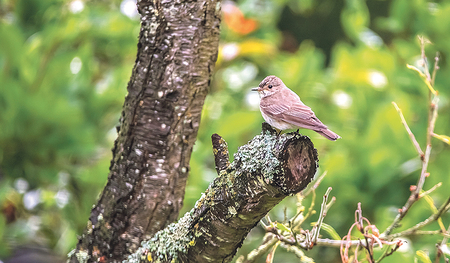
<box><xmin>392</xmin><ymin>102</ymin><xmax>424</xmax><ymax>158</ymax></box>
<box><xmin>125</xmin><ymin>125</ymin><xmax>318</xmax><ymax>263</ymax></box>
<box><xmin>388</xmin><ymin>196</ymin><xmax>450</xmax><ymax>239</ymax></box>
<box><xmin>211</xmin><ymin>133</ymin><xmax>230</xmax><ymax>173</ymax></box>
<box><xmin>384</xmin><ymin>49</ymin><xmax>441</xmax><ymax>238</ymax></box>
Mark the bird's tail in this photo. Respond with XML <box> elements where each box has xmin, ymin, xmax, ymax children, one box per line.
<box><xmin>316</xmin><ymin>128</ymin><xmax>341</xmax><ymax>141</ymax></box>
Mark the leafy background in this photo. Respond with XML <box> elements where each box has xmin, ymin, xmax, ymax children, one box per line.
<box><xmin>0</xmin><ymin>0</ymin><xmax>449</xmax><ymax>262</ymax></box>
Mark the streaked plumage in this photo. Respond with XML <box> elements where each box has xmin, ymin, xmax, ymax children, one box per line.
<box><xmin>252</xmin><ymin>76</ymin><xmax>340</xmax><ymax>141</ymax></box>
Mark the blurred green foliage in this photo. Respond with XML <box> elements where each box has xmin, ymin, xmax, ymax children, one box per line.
<box><xmin>0</xmin><ymin>0</ymin><xmax>137</xmax><ymax>258</ymax></box>
<box><xmin>1</xmin><ymin>0</ymin><xmax>450</xmax><ymax>262</ymax></box>
<box><xmin>191</xmin><ymin>0</ymin><xmax>450</xmax><ymax>262</ymax></box>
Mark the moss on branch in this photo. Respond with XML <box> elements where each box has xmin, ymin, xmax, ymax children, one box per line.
<box><xmin>125</xmin><ymin>124</ymin><xmax>318</xmax><ymax>263</ymax></box>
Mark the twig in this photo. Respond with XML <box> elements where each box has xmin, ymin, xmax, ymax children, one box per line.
<box><xmin>356</xmin><ymin>203</ymin><xmax>375</xmax><ymax>263</ymax></box>
<box><xmin>326</xmin><ymin>196</ymin><xmax>336</xmax><ymax>212</ymax></box>
<box><xmin>388</xmin><ymin>196</ymin><xmax>450</xmax><ymax>238</ymax></box>
<box><xmin>291</xmin><ymin>172</ymin><xmax>327</xmax><ymax>229</ymax></box>
<box><xmin>295</xmin><ymin>190</ymin><xmax>315</xmax><ymax>227</ymax></box>
<box><xmin>415</xmin><ymin>95</ymin><xmax>439</xmax><ymax>196</ymax></box>
<box><xmin>317</xmin><ymin>238</ymin><xmax>398</xmax><ymax>248</ymax></box>
<box><xmin>311</xmin><ymin>187</ymin><xmax>332</xmax><ymax>244</ymax></box>
<box><xmin>391</xmin><ymin>230</ymin><xmax>450</xmax><ymax>239</ymax></box>
<box><xmin>301</xmin><ymin>171</ymin><xmax>327</xmax><ymax>197</ymax></box>
<box><xmin>266</xmin><ymin>241</ymin><xmax>280</xmax><ymax>263</ymax></box>
<box><xmin>375</xmin><ymin>240</ymin><xmax>403</xmax><ymax>263</ymax></box>
<box><xmin>440</xmin><ymin>225</ymin><xmax>450</xmax><ymax>249</ymax></box>
<box><xmin>419</xmin><ymin>182</ymin><xmax>442</xmax><ymax>198</ymax></box>
<box><xmin>363</xmin><ymin>235</ymin><xmax>374</xmax><ymax>263</ymax></box>
<box><xmin>419</xmin><ymin>36</ymin><xmax>432</xmax><ymax>83</ymax></box>
<box><xmin>279</xmin><ymin>243</ymin><xmax>314</xmax><ymax>263</ymax></box>
<box><xmin>384</xmin><ymin>48</ymin><xmax>440</xmax><ymax>237</ymax></box>
<box><xmin>275</xmin><ymin>233</ymin><xmax>296</xmax><ymax>245</ymax></box>
<box><xmin>392</xmin><ymin>102</ymin><xmax>424</xmax><ymax>158</ymax></box>
<box><xmin>431</xmin><ymin>53</ymin><xmax>440</xmax><ymax>86</ymax></box>
<box><xmin>292</xmin><ymin>187</ymin><xmax>316</xmax><ymax>228</ymax></box>
<box><xmin>436</xmin><ymin>225</ymin><xmax>450</xmax><ymax>263</ymax></box>
<box><xmin>236</xmin><ymin>234</ymin><xmax>279</xmax><ymax>263</ymax></box>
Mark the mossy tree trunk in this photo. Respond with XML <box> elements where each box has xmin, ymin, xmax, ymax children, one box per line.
<box><xmin>69</xmin><ymin>0</ymin><xmax>221</xmax><ymax>262</ymax></box>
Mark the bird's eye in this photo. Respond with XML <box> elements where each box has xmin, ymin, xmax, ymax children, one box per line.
<box><xmin>268</xmin><ymin>85</ymin><xmax>273</xmax><ymax>89</ymax></box>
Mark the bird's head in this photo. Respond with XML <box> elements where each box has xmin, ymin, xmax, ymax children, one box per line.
<box><xmin>251</xmin><ymin>75</ymin><xmax>284</xmax><ymax>97</ymax></box>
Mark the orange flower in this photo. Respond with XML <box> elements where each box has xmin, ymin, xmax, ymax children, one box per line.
<box><xmin>222</xmin><ymin>2</ymin><xmax>258</xmax><ymax>35</ymax></box>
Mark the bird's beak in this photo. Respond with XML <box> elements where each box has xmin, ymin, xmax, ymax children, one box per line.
<box><xmin>251</xmin><ymin>87</ymin><xmax>259</xmax><ymax>91</ymax></box>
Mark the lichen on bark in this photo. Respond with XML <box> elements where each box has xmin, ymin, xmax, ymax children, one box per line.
<box><xmin>125</xmin><ymin>124</ymin><xmax>318</xmax><ymax>263</ymax></box>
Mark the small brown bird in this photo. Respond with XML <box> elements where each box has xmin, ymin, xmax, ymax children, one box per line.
<box><xmin>252</xmin><ymin>76</ymin><xmax>340</xmax><ymax>141</ymax></box>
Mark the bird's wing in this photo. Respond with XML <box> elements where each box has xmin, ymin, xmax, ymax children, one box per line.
<box><xmin>259</xmin><ymin>102</ymin><xmax>290</xmax><ymax>116</ymax></box>
<box><xmin>283</xmin><ymin>104</ymin><xmax>328</xmax><ymax>130</ymax></box>
<box><xmin>259</xmin><ymin>94</ymin><xmax>329</xmax><ymax>130</ymax></box>
<box><xmin>260</xmin><ymin>100</ymin><xmax>328</xmax><ymax>130</ymax></box>
<box><xmin>283</xmin><ymin>104</ymin><xmax>316</xmax><ymax>120</ymax></box>
<box><xmin>286</xmin><ymin>104</ymin><xmax>329</xmax><ymax>130</ymax></box>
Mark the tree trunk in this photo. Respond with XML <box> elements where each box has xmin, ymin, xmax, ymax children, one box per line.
<box><xmin>124</xmin><ymin>124</ymin><xmax>318</xmax><ymax>263</ymax></box>
<box><xmin>69</xmin><ymin>0</ymin><xmax>221</xmax><ymax>262</ymax></box>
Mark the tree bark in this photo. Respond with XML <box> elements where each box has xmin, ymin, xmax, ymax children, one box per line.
<box><xmin>124</xmin><ymin>123</ymin><xmax>318</xmax><ymax>263</ymax></box>
<box><xmin>69</xmin><ymin>0</ymin><xmax>221</xmax><ymax>262</ymax></box>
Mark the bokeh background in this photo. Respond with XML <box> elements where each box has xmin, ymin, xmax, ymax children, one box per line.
<box><xmin>1</xmin><ymin>0</ymin><xmax>450</xmax><ymax>262</ymax></box>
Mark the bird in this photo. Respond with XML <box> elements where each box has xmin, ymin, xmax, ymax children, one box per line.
<box><xmin>252</xmin><ymin>75</ymin><xmax>340</xmax><ymax>141</ymax></box>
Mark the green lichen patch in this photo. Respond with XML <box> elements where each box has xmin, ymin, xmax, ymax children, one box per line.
<box><xmin>74</xmin><ymin>249</ymin><xmax>90</xmax><ymax>263</ymax></box>
<box><xmin>232</xmin><ymin>132</ymin><xmax>288</xmax><ymax>180</ymax></box>
<box><xmin>124</xmin><ymin>212</ymin><xmax>196</xmax><ymax>263</ymax></box>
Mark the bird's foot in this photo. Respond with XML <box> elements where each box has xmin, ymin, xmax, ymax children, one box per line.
<box><xmin>276</xmin><ymin>130</ymin><xmax>281</xmax><ymax>137</ymax></box>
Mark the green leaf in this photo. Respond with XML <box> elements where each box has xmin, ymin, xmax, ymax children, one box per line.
<box><xmin>433</xmin><ymin>134</ymin><xmax>450</xmax><ymax>145</ymax></box>
<box><xmin>406</xmin><ymin>64</ymin><xmax>437</xmax><ymax>95</ymax></box>
<box><xmin>276</xmin><ymin>222</ymin><xmax>290</xmax><ymax>232</ymax></box>
<box><xmin>415</xmin><ymin>250</ymin><xmax>432</xmax><ymax>263</ymax></box>
<box><xmin>319</xmin><ymin>223</ymin><xmax>341</xmax><ymax>240</ymax></box>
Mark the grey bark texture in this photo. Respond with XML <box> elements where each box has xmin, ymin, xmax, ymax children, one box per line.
<box><xmin>69</xmin><ymin>0</ymin><xmax>221</xmax><ymax>262</ymax></box>
<box><xmin>124</xmin><ymin>123</ymin><xmax>318</xmax><ymax>263</ymax></box>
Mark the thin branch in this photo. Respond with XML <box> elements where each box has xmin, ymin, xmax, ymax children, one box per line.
<box><xmin>435</xmin><ymin>225</ymin><xmax>450</xmax><ymax>263</ymax></box>
<box><xmin>301</xmin><ymin>171</ymin><xmax>327</xmax><ymax>197</ymax></box>
<box><xmin>312</xmin><ymin>187</ymin><xmax>332</xmax><ymax>244</ymax></box>
<box><xmin>292</xmin><ymin>189</ymin><xmax>315</xmax><ymax>229</ymax></box>
<box><xmin>375</xmin><ymin>240</ymin><xmax>403</xmax><ymax>263</ymax></box>
<box><xmin>441</xmin><ymin>225</ymin><xmax>450</xmax><ymax>247</ymax></box>
<box><xmin>419</xmin><ymin>36</ymin><xmax>432</xmax><ymax>83</ymax></box>
<box><xmin>356</xmin><ymin>204</ymin><xmax>375</xmax><ymax>263</ymax></box>
<box><xmin>326</xmin><ymin>196</ymin><xmax>336</xmax><ymax>213</ymax></box>
<box><xmin>279</xmin><ymin>243</ymin><xmax>314</xmax><ymax>263</ymax></box>
<box><xmin>384</xmin><ymin>54</ymin><xmax>440</xmax><ymax>237</ymax></box>
<box><xmin>236</xmin><ymin>234</ymin><xmax>279</xmax><ymax>263</ymax></box>
<box><xmin>431</xmin><ymin>53</ymin><xmax>440</xmax><ymax>86</ymax></box>
<box><xmin>391</xmin><ymin>102</ymin><xmax>424</xmax><ymax>158</ymax></box>
<box><xmin>419</xmin><ymin>182</ymin><xmax>442</xmax><ymax>198</ymax></box>
<box><xmin>408</xmin><ymin>230</ymin><xmax>450</xmax><ymax>237</ymax></box>
<box><xmin>317</xmin><ymin>238</ymin><xmax>398</xmax><ymax>248</ymax></box>
<box><xmin>291</xmin><ymin>172</ymin><xmax>326</xmax><ymax>228</ymax></box>
<box><xmin>388</xmin><ymin>196</ymin><xmax>450</xmax><ymax>238</ymax></box>
<box><xmin>414</xmin><ymin>96</ymin><xmax>439</xmax><ymax>196</ymax></box>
